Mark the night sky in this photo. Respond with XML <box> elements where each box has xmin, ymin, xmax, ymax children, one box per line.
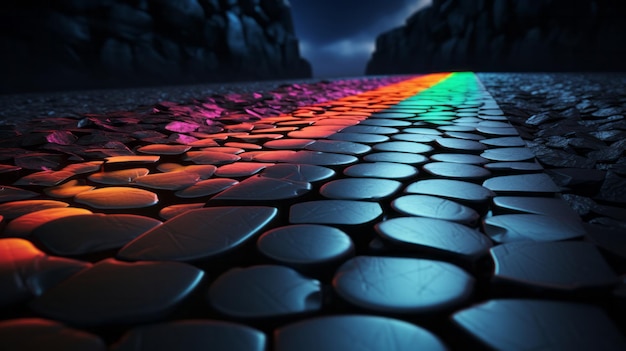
<box><xmin>289</xmin><ymin>0</ymin><xmax>432</xmax><ymax>78</ymax></box>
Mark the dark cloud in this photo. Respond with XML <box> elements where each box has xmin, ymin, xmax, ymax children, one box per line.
<box><xmin>289</xmin><ymin>0</ymin><xmax>432</xmax><ymax>77</ymax></box>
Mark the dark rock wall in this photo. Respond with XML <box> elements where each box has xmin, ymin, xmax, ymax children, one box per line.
<box><xmin>0</xmin><ymin>0</ymin><xmax>311</xmax><ymax>93</ymax></box>
<box><xmin>367</xmin><ymin>0</ymin><xmax>626</xmax><ymax>75</ymax></box>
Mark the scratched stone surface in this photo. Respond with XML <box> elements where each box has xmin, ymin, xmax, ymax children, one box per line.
<box><xmin>1</xmin><ymin>73</ymin><xmax>625</xmax><ymax>349</ymax></box>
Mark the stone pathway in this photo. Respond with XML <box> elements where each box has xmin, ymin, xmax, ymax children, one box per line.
<box><xmin>1</xmin><ymin>73</ymin><xmax>625</xmax><ymax>350</ymax></box>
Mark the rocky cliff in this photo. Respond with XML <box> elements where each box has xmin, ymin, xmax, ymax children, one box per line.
<box><xmin>0</xmin><ymin>0</ymin><xmax>311</xmax><ymax>93</ymax></box>
<box><xmin>367</xmin><ymin>0</ymin><xmax>626</xmax><ymax>74</ymax></box>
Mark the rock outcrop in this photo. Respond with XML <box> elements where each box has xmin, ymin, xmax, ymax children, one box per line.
<box><xmin>0</xmin><ymin>0</ymin><xmax>311</xmax><ymax>93</ymax></box>
<box><xmin>367</xmin><ymin>0</ymin><xmax>626</xmax><ymax>74</ymax></box>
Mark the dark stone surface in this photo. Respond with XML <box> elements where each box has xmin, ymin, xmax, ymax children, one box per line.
<box><xmin>1</xmin><ymin>73</ymin><xmax>626</xmax><ymax>349</ymax></box>
<box><xmin>367</xmin><ymin>0</ymin><xmax>626</xmax><ymax>74</ymax></box>
<box><xmin>275</xmin><ymin>315</ymin><xmax>447</xmax><ymax>351</ymax></box>
<box><xmin>1</xmin><ymin>0</ymin><xmax>311</xmax><ymax>93</ymax></box>
<box><xmin>454</xmin><ymin>299</ymin><xmax>626</xmax><ymax>350</ymax></box>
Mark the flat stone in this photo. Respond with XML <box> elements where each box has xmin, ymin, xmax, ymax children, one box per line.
<box><xmin>341</xmin><ymin>125</ymin><xmax>399</xmax><ymax>134</ymax></box>
<box><xmin>211</xmin><ymin>175</ymin><xmax>310</xmax><ymax>201</ymax></box>
<box><xmin>363</xmin><ymin>152</ymin><xmax>428</xmax><ymax>164</ymax></box>
<box><xmin>484</xmin><ymin>162</ymin><xmax>544</xmax><ymax>172</ymax></box>
<box><xmin>214</xmin><ymin>162</ymin><xmax>272</xmax><ymax>177</ymax></box>
<box><xmin>136</xmin><ymin>144</ymin><xmax>191</xmax><ymax>155</ymax></box>
<box><xmin>257</xmin><ymin>225</ymin><xmax>354</xmax><ymax>268</ymax></box>
<box><xmin>75</xmin><ymin>187</ymin><xmax>158</xmax><ymax>209</ymax></box>
<box><xmin>360</xmin><ymin>119</ymin><xmax>412</xmax><ymax>127</ymax></box>
<box><xmin>423</xmin><ymin>162</ymin><xmax>491</xmax><ymax>179</ymax></box>
<box><xmin>175</xmin><ymin>179</ymin><xmax>238</xmax><ymax>198</ymax></box>
<box><xmin>444</xmin><ymin>132</ymin><xmax>485</xmax><ymax>140</ymax></box>
<box><xmin>30</xmin><ymin>258</ymin><xmax>203</xmax><ymax>326</ymax></box>
<box><xmin>208</xmin><ymin>265</ymin><xmax>321</xmax><ymax>318</ymax></box>
<box><xmin>13</xmin><ymin>171</ymin><xmax>75</xmax><ymax>187</ymax></box>
<box><xmin>3</xmin><ymin>207</ymin><xmax>93</xmax><ymax>237</ymax></box>
<box><xmin>344</xmin><ymin>162</ymin><xmax>418</xmax><ymax>179</ymax></box>
<box><xmin>275</xmin><ymin>315</ymin><xmax>446</xmax><ymax>351</ymax></box>
<box><xmin>44</xmin><ymin>180</ymin><xmax>95</xmax><ymax>198</ymax></box>
<box><xmin>118</xmin><ymin>207</ymin><xmax>277</xmax><ymax>262</ymax></box>
<box><xmin>104</xmin><ymin>155</ymin><xmax>160</xmax><ymax>165</ymax></box>
<box><xmin>254</xmin><ymin>151</ymin><xmax>358</xmax><ymax>166</ymax></box>
<box><xmin>290</xmin><ymin>200</ymin><xmax>382</xmax><ymax>225</ymax></box>
<box><xmin>405</xmin><ymin>179</ymin><xmax>495</xmax><ymax>203</ymax></box>
<box><xmin>320</xmin><ymin>178</ymin><xmax>402</xmax><ymax>200</ymax></box>
<box><xmin>391</xmin><ymin>133</ymin><xmax>439</xmax><ymax>142</ymax></box>
<box><xmin>0</xmin><ymin>186</ymin><xmax>38</xmax><ymax>203</ymax></box>
<box><xmin>480</xmin><ymin>147</ymin><xmax>535</xmax><ymax>162</ymax></box>
<box><xmin>333</xmin><ymin>256</ymin><xmax>473</xmax><ymax>313</ymax></box>
<box><xmin>492</xmin><ymin>196</ymin><xmax>579</xmax><ymax>218</ymax></box>
<box><xmin>157</xmin><ymin>164</ymin><xmax>217</xmax><ymax>179</ymax></box>
<box><xmin>480</xmin><ymin>136</ymin><xmax>526</xmax><ymax>147</ymax></box>
<box><xmin>305</xmin><ymin>140</ymin><xmax>371</xmax><ymax>155</ymax></box>
<box><xmin>263</xmin><ymin>139</ymin><xmax>315</xmax><ymax>149</ymax></box>
<box><xmin>376</xmin><ymin>217</ymin><xmax>491</xmax><ymax>258</ymax></box>
<box><xmin>490</xmin><ymin>241</ymin><xmax>618</xmax><ymax>290</ymax></box>
<box><xmin>89</xmin><ymin>168</ymin><xmax>150</xmax><ymax>185</ymax></box>
<box><xmin>476</xmin><ymin>126</ymin><xmax>519</xmax><ymax>136</ymax></box>
<box><xmin>185</xmin><ymin>151</ymin><xmax>241</xmax><ymax>165</ymax></box>
<box><xmin>0</xmin><ymin>318</ymin><xmax>106</xmax><ymax>351</ymax></box>
<box><xmin>430</xmin><ymin>154</ymin><xmax>488</xmax><ymax>164</ymax></box>
<box><xmin>111</xmin><ymin>320</ymin><xmax>265</xmax><ymax>351</ymax></box>
<box><xmin>158</xmin><ymin>204</ymin><xmax>205</xmax><ymax>221</ymax></box>
<box><xmin>484</xmin><ymin>214</ymin><xmax>586</xmax><ymax>243</ymax></box>
<box><xmin>328</xmin><ymin>132</ymin><xmax>389</xmax><ymax>143</ymax></box>
<box><xmin>435</xmin><ymin>138</ymin><xmax>487</xmax><ymax>151</ymax></box>
<box><xmin>453</xmin><ymin>299</ymin><xmax>626</xmax><ymax>350</ymax></box>
<box><xmin>32</xmin><ymin>214</ymin><xmax>161</xmax><ymax>256</ymax></box>
<box><xmin>133</xmin><ymin>172</ymin><xmax>200</xmax><ymax>190</ymax></box>
<box><xmin>0</xmin><ymin>238</ymin><xmax>90</xmax><ymax>306</ymax></box>
<box><xmin>261</xmin><ymin>164</ymin><xmax>335</xmax><ymax>182</ymax></box>
<box><xmin>0</xmin><ymin>200</ymin><xmax>69</xmax><ymax>220</ymax></box>
<box><xmin>371</xmin><ymin>112</ymin><xmax>416</xmax><ymax>118</ymax></box>
<box><xmin>391</xmin><ymin>195</ymin><xmax>480</xmax><ymax>225</ymax></box>
<box><xmin>373</xmin><ymin>141</ymin><xmax>433</xmax><ymax>153</ymax></box>
<box><xmin>403</xmin><ymin>128</ymin><xmax>442</xmax><ymax>135</ymax></box>
<box><xmin>483</xmin><ymin>173</ymin><xmax>560</xmax><ymax>194</ymax></box>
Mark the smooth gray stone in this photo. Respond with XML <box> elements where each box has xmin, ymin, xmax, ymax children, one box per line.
<box><xmin>376</xmin><ymin>217</ymin><xmax>492</xmax><ymax>258</ymax></box>
<box><xmin>405</xmin><ymin>179</ymin><xmax>495</xmax><ymax>203</ymax></box>
<box><xmin>344</xmin><ymin>162</ymin><xmax>419</xmax><ymax>179</ymax></box>
<box><xmin>290</xmin><ymin>200</ymin><xmax>382</xmax><ymax>225</ymax></box>
<box><xmin>484</xmin><ymin>214</ymin><xmax>586</xmax><ymax>243</ymax></box>
<box><xmin>208</xmin><ymin>265</ymin><xmax>321</xmax><ymax>318</ymax></box>
<box><xmin>333</xmin><ymin>256</ymin><xmax>474</xmax><ymax>313</ymax></box>
<box><xmin>320</xmin><ymin>178</ymin><xmax>402</xmax><ymax>200</ymax></box>
<box><xmin>483</xmin><ymin>173</ymin><xmax>560</xmax><ymax>193</ymax></box>
<box><xmin>391</xmin><ymin>195</ymin><xmax>480</xmax><ymax>225</ymax></box>
<box><xmin>257</xmin><ymin>225</ymin><xmax>354</xmax><ymax>268</ymax></box>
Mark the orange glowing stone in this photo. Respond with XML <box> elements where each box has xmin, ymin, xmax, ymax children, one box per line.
<box><xmin>74</xmin><ymin>187</ymin><xmax>158</xmax><ymax>209</ymax></box>
<box><xmin>0</xmin><ymin>200</ymin><xmax>69</xmax><ymax>220</ymax></box>
<box><xmin>136</xmin><ymin>144</ymin><xmax>192</xmax><ymax>155</ymax></box>
<box><xmin>4</xmin><ymin>207</ymin><xmax>93</xmax><ymax>237</ymax></box>
<box><xmin>156</xmin><ymin>163</ymin><xmax>217</xmax><ymax>179</ymax></box>
<box><xmin>44</xmin><ymin>180</ymin><xmax>95</xmax><ymax>198</ymax></box>
<box><xmin>88</xmin><ymin>168</ymin><xmax>150</xmax><ymax>185</ymax></box>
